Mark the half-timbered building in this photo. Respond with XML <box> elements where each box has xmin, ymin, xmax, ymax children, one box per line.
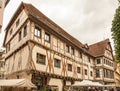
<box><xmin>3</xmin><ymin>2</ymin><xmax>115</xmax><ymax>91</ymax></box>
<box><xmin>89</xmin><ymin>39</ymin><xmax>115</xmax><ymax>84</ymax></box>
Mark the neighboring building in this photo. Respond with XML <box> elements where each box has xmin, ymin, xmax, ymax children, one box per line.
<box><xmin>0</xmin><ymin>49</ymin><xmax>5</xmax><ymax>79</ymax></box>
<box><xmin>115</xmin><ymin>61</ymin><xmax>120</xmax><ymax>86</ymax></box>
<box><xmin>3</xmin><ymin>2</ymin><xmax>115</xmax><ymax>91</ymax></box>
<box><xmin>0</xmin><ymin>0</ymin><xmax>9</xmax><ymax>32</ymax></box>
<box><xmin>89</xmin><ymin>39</ymin><xmax>115</xmax><ymax>85</ymax></box>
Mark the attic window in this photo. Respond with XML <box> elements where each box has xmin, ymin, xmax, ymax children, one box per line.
<box><xmin>16</xmin><ymin>19</ymin><xmax>20</xmax><ymax>27</ymax></box>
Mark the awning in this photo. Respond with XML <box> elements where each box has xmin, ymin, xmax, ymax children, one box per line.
<box><xmin>0</xmin><ymin>79</ymin><xmax>37</xmax><ymax>88</ymax></box>
<box><xmin>72</xmin><ymin>80</ymin><xmax>103</xmax><ymax>87</ymax></box>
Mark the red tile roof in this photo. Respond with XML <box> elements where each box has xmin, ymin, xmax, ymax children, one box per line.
<box><xmin>89</xmin><ymin>39</ymin><xmax>110</xmax><ymax>57</ymax></box>
<box><xmin>4</xmin><ymin>2</ymin><xmax>84</xmax><ymax>50</ymax></box>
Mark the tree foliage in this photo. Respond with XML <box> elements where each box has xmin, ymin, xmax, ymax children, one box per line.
<box><xmin>111</xmin><ymin>3</ymin><xmax>120</xmax><ymax>61</ymax></box>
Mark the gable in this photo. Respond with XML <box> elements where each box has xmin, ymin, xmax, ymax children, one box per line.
<box><xmin>3</xmin><ymin>3</ymin><xmax>29</xmax><ymax>47</ymax></box>
<box><xmin>104</xmin><ymin>43</ymin><xmax>114</xmax><ymax>60</ymax></box>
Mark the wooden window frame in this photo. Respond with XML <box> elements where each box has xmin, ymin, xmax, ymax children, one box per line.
<box><xmin>45</xmin><ymin>32</ymin><xmax>50</xmax><ymax>43</ymax></box>
<box><xmin>66</xmin><ymin>45</ymin><xmax>69</xmax><ymax>53</ymax></box>
<box><xmin>36</xmin><ymin>53</ymin><xmax>46</xmax><ymax>65</ymax></box>
<box><xmin>68</xmin><ymin>64</ymin><xmax>72</xmax><ymax>71</ymax></box>
<box><xmin>34</xmin><ymin>27</ymin><xmax>41</xmax><ymax>38</ymax></box>
<box><xmin>54</xmin><ymin>58</ymin><xmax>61</xmax><ymax>68</ymax></box>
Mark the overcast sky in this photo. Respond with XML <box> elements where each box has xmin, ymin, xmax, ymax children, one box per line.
<box><xmin>0</xmin><ymin>0</ymin><xmax>118</xmax><ymax>50</ymax></box>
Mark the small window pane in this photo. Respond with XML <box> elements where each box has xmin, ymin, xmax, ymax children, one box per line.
<box><xmin>97</xmin><ymin>59</ymin><xmax>101</xmax><ymax>64</ymax></box>
<box><xmin>66</xmin><ymin>45</ymin><xmax>69</xmax><ymax>53</ymax></box>
<box><xmin>54</xmin><ymin>59</ymin><xmax>61</xmax><ymax>68</ymax></box>
<box><xmin>45</xmin><ymin>32</ymin><xmax>50</xmax><ymax>42</ymax></box>
<box><xmin>36</xmin><ymin>53</ymin><xmax>46</xmax><ymax>65</ymax></box>
<box><xmin>34</xmin><ymin>27</ymin><xmax>41</xmax><ymax>38</ymax></box>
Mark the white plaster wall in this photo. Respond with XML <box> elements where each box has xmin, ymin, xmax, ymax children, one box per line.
<box><xmin>5</xmin><ymin>45</ymin><xmax>29</xmax><ymax>75</ymax></box>
<box><xmin>5</xmin><ymin>10</ymin><xmax>28</xmax><ymax>45</ymax></box>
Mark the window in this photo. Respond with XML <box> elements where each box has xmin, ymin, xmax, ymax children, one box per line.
<box><xmin>19</xmin><ymin>31</ymin><xmax>22</xmax><ymax>41</ymax></box>
<box><xmin>10</xmin><ymin>29</ymin><xmax>13</xmax><ymax>35</ymax></box>
<box><xmin>90</xmin><ymin>71</ymin><xmax>93</xmax><ymax>76</ymax></box>
<box><xmin>96</xmin><ymin>69</ymin><xmax>100</xmax><ymax>77</ymax></box>
<box><xmin>66</xmin><ymin>45</ymin><xmax>69</xmax><ymax>53</ymax></box>
<box><xmin>34</xmin><ymin>27</ymin><xmax>41</xmax><ymax>38</ymax></box>
<box><xmin>36</xmin><ymin>53</ymin><xmax>46</xmax><ymax>65</ymax></box>
<box><xmin>71</xmin><ymin>48</ymin><xmax>74</xmax><ymax>55</ymax></box>
<box><xmin>84</xmin><ymin>69</ymin><xmax>87</xmax><ymax>75</ymax></box>
<box><xmin>54</xmin><ymin>59</ymin><xmax>61</xmax><ymax>68</ymax></box>
<box><xmin>68</xmin><ymin>64</ymin><xmax>72</xmax><ymax>71</ymax></box>
<box><xmin>77</xmin><ymin>67</ymin><xmax>81</xmax><ymax>73</ymax></box>
<box><xmin>45</xmin><ymin>32</ymin><xmax>50</xmax><ymax>42</ymax></box>
<box><xmin>23</xmin><ymin>25</ymin><xmax>27</xmax><ymax>37</ymax></box>
<box><xmin>97</xmin><ymin>59</ymin><xmax>101</xmax><ymax>64</ymax></box>
<box><xmin>16</xmin><ymin>19</ymin><xmax>20</xmax><ymax>27</ymax></box>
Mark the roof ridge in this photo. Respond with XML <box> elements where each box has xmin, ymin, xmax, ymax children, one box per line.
<box><xmin>89</xmin><ymin>38</ymin><xmax>109</xmax><ymax>47</ymax></box>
